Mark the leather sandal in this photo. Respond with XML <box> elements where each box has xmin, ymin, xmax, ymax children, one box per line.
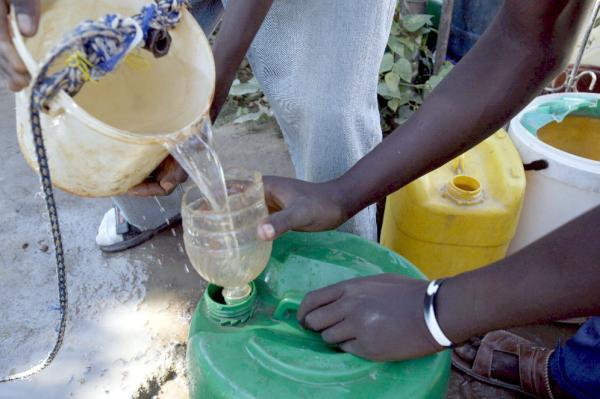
<box><xmin>452</xmin><ymin>330</ymin><xmax>555</xmax><ymax>399</ymax></box>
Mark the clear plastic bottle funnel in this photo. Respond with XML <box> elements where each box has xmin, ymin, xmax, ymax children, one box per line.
<box><xmin>182</xmin><ymin>169</ymin><xmax>272</xmax><ymax>305</ymax></box>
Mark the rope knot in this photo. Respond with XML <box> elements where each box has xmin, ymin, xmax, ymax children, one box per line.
<box><xmin>65</xmin><ymin>51</ymin><xmax>94</xmax><ymax>82</ymax></box>
<box><xmin>31</xmin><ymin>0</ymin><xmax>189</xmax><ymax>111</ymax></box>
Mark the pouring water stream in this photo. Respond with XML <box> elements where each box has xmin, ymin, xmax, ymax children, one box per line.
<box><xmin>163</xmin><ymin>120</ymin><xmax>242</xmax><ymax>285</ymax></box>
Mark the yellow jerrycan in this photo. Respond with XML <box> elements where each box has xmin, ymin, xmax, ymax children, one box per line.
<box><xmin>380</xmin><ymin>130</ymin><xmax>526</xmax><ymax>279</ymax></box>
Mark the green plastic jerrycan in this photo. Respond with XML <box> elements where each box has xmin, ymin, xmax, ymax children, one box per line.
<box><xmin>187</xmin><ymin>231</ymin><xmax>451</xmax><ymax>398</ymax></box>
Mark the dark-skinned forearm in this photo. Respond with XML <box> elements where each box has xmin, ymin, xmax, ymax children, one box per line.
<box><xmin>209</xmin><ymin>0</ymin><xmax>273</xmax><ymax>122</ymax></box>
<box><xmin>336</xmin><ymin>0</ymin><xmax>591</xmax><ymax>217</ymax></box>
<box><xmin>436</xmin><ymin>206</ymin><xmax>600</xmax><ymax>344</ymax></box>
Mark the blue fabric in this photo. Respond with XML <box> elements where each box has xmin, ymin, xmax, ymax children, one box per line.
<box><xmin>549</xmin><ymin>317</ymin><xmax>600</xmax><ymax>399</ymax></box>
<box><xmin>139</xmin><ymin>5</ymin><xmax>158</xmax><ymax>38</ymax></box>
<box><xmin>448</xmin><ymin>0</ymin><xmax>503</xmax><ymax>61</ymax></box>
<box><xmin>190</xmin><ymin>0</ymin><xmax>223</xmax><ymax>35</ymax></box>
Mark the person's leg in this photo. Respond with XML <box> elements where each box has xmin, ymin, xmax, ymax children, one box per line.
<box><xmin>548</xmin><ymin>317</ymin><xmax>600</xmax><ymax>399</ymax></box>
<box><xmin>111</xmin><ymin>185</ymin><xmax>185</xmax><ymax>230</ymax></box>
<box><xmin>190</xmin><ymin>0</ymin><xmax>224</xmax><ymax>35</ymax></box>
<box><xmin>96</xmin><ymin>187</ymin><xmax>185</xmax><ymax>252</ymax></box>
<box><xmin>99</xmin><ymin>1</ymin><xmax>225</xmax><ymax>251</ymax></box>
<box><xmin>246</xmin><ymin>0</ymin><xmax>396</xmax><ymax>241</ymax></box>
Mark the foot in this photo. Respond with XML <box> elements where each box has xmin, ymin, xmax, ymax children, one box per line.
<box><xmin>96</xmin><ymin>207</ymin><xmax>181</xmax><ymax>253</ymax></box>
<box><xmin>453</xmin><ymin>331</ymin><xmax>573</xmax><ymax>398</ymax></box>
<box><xmin>95</xmin><ymin>207</ymin><xmax>128</xmax><ymax>248</ymax></box>
<box><xmin>454</xmin><ymin>336</ymin><xmax>522</xmax><ymax>387</ymax></box>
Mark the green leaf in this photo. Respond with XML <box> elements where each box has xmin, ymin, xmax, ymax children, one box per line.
<box><xmin>387</xmin><ymin>36</ymin><xmax>405</xmax><ymax>55</ymax></box>
<box><xmin>398</xmin><ymin>36</ymin><xmax>418</xmax><ymax>50</ymax></box>
<box><xmin>378</xmin><ymin>82</ymin><xmax>402</xmax><ymax>99</ymax></box>
<box><xmin>425</xmin><ymin>62</ymin><xmax>453</xmax><ymax>93</ymax></box>
<box><xmin>387</xmin><ymin>99</ymin><xmax>400</xmax><ymax>112</ymax></box>
<box><xmin>395</xmin><ymin>105</ymin><xmax>415</xmax><ymax>125</ymax></box>
<box><xmin>385</xmin><ymin>72</ymin><xmax>401</xmax><ymax>91</ymax></box>
<box><xmin>440</xmin><ymin>61</ymin><xmax>454</xmax><ymax>75</ymax></box>
<box><xmin>399</xmin><ymin>36</ymin><xmax>419</xmax><ymax>60</ymax></box>
<box><xmin>378</xmin><ymin>82</ymin><xmax>393</xmax><ymax>97</ymax></box>
<box><xmin>379</xmin><ymin>82</ymin><xmax>413</xmax><ymax>106</ymax></box>
<box><xmin>421</xmin><ymin>46</ymin><xmax>434</xmax><ymax>60</ymax></box>
<box><xmin>229</xmin><ymin>78</ymin><xmax>262</xmax><ymax>96</ymax></box>
<box><xmin>393</xmin><ymin>58</ymin><xmax>413</xmax><ymax>82</ymax></box>
<box><xmin>595</xmin><ymin>17</ymin><xmax>600</xmax><ymax>29</ymax></box>
<box><xmin>426</xmin><ymin>75</ymin><xmax>444</xmax><ymax>92</ymax></box>
<box><xmin>389</xmin><ymin>20</ymin><xmax>401</xmax><ymax>36</ymax></box>
<box><xmin>402</xmin><ymin>14</ymin><xmax>433</xmax><ymax>33</ymax></box>
<box><xmin>233</xmin><ymin>104</ymin><xmax>273</xmax><ymax>124</ymax></box>
<box><xmin>380</xmin><ymin>53</ymin><xmax>394</xmax><ymax>73</ymax></box>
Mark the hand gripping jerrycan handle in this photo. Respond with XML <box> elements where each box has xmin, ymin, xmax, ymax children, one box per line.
<box><xmin>272</xmin><ymin>294</ymin><xmax>326</xmax><ymax>341</ymax></box>
<box><xmin>272</xmin><ymin>295</ymin><xmax>313</xmax><ymax>331</ymax></box>
<box><xmin>246</xmin><ymin>293</ymin><xmax>380</xmax><ymax>384</ymax></box>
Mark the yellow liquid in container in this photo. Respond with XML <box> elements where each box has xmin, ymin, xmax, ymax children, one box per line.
<box><xmin>380</xmin><ymin>130</ymin><xmax>526</xmax><ymax>279</ymax></box>
<box><xmin>537</xmin><ymin>116</ymin><xmax>600</xmax><ymax>161</ymax></box>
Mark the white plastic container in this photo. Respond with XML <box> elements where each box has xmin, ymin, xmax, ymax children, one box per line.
<box><xmin>508</xmin><ymin>93</ymin><xmax>600</xmax><ymax>254</ymax></box>
<box><xmin>12</xmin><ymin>0</ymin><xmax>215</xmax><ymax>197</ymax></box>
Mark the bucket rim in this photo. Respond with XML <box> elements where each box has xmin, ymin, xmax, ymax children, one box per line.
<box><xmin>510</xmin><ymin>93</ymin><xmax>600</xmax><ymax>171</ymax></box>
<box><xmin>10</xmin><ymin>6</ymin><xmax>215</xmax><ymax>146</ymax></box>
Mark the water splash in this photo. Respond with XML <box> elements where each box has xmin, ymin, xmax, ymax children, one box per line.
<box><xmin>153</xmin><ymin>197</ymin><xmax>166</xmax><ymax>214</ymax></box>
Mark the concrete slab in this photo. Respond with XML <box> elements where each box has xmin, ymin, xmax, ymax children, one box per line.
<box><xmin>0</xmin><ymin>85</ymin><xmax>293</xmax><ymax>399</ymax></box>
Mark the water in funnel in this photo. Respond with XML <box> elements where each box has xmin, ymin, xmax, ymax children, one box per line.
<box><xmin>165</xmin><ymin>122</ymin><xmax>271</xmax><ymax>305</ymax></box>
<box><xmin>181</xmin><ymin>169</ymin><xmax>272</xmax><ymax>305</ymax></box>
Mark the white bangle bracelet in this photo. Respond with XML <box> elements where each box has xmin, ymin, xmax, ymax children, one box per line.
<box><xmin>423</xmin><ymin>279</ymin><xmax>453</xmax><ymax>348</ymax></box>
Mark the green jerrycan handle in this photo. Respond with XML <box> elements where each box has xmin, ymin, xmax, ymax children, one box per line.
<box><xmin>272</xmin><ymin>294</ymin><xmax>323</xmax><ymax>339</ymax></box>
<box><xmin>272</xmin><ymin>294</ymin><xmax>303</xmax><ymax>321</ymax></box>
<box><xmin>271</xmin><ymin>294</ymin><xmax>319</xmax><ymax>337</ymax></box>
<box><xmin>246</xmin><ymin>294</ymin><xmax>378</xmax><ymax>384</ymax></box>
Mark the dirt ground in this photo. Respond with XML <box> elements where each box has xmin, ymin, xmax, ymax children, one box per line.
<box><xmin>0</xmin><ymin>85</ymin><xmax>294</xmax><ymax>398</ymax></box>
<box><xmin>0</xmin><ymin>85</ymin><xmax>577</xmax><ymax>399</ymax></box>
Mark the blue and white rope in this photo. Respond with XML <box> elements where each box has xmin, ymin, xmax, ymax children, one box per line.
<box><xmin>0</xmin><ymin>0</ymin><xmax>188</xmax><ymax>383</ymax></box>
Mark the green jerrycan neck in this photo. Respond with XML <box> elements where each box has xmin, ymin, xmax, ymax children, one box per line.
<box><xmin>204</xmin><ymin>283</ymin><xmax>257</xmax><ymax>326</ymax></box>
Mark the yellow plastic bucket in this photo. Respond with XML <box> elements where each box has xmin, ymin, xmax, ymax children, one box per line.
<box><xmin>11</xmin><ymin>0</ymin><xmax>215</xmax><ymax>197</ymax></box>
<box><xmin>380</xmin><ymin>130</ymin><xmax>526</xmax><ymax>279</ymax></box>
